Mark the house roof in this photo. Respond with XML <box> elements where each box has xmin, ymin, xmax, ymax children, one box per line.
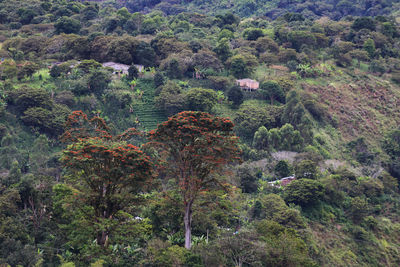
<box><xmin>236</xmin><ymin>78</ymin><xmax>258</xmax><ymax>83</ymax></box>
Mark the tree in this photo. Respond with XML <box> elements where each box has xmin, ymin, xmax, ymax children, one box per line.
<box><xmin>148</xmin><ymin>111</ymin><xmax>241</xmax><ymax>249</ymax></box>
<box><xmin>154</xmin><ymin>72</ymin><xmax>165</xmax><ymax>88</ymax></box>
<box><xmin>55</xmin><ymin>16</ymin><xmax>81</xmax><ymax>34</ymax></box>
<box><xmin>237</xmin><ymin>164</ymin><xmax>258</xmax><ymax>193</ymax></box>
<box><xmin>278</xmin><ymin>124</ymin><xmax>304</xmax><ymax>151</ymax></box>
<box><xmin>352</xmin><ymin>17</ymin><xmax>376</xmax><ymax>31</ymax></box>
<box><xmin>17</xmin><ymin>63</ymin><xmax>39</xmax><ymax>80</ymax></box>
<box><xmin>349</xmin><ymin>197</ymin><xmax>369</xmax><ymax>223</ymax></box>
<box><xmin>76</xmin><ymin>59</ymin><xmax>102</xmax><ymax>73</ymax></box>
<box><xmin>287</xmin><ymin>31</ymin><xmax>316</xmax><ymax>51</ymax></box>
<box><xmin>295</xmin><ymin>160</ymin><xmax>318</xmax><ymax>179</ymax></box>
<box><xmin>275</xmin><ymin>160</ymin><xmax>292</xmax><ymax>178</ymax></box>
<box><xmin>21</xmin><ymin>106</ymin><xmax>69</xmax><ymax>136</ymax></box>
<box><xmin>284</xmin><ymin>179</ymin><xmax>324</xmax><ymax>206</ymax></box>
<box><xmin>227</xmin><ymin>85</ymin><xmax>244</xmax><ymax>107</ymax></box>
<box><xmin>214</xmin><ymin>38</ymin><xmax>232</xmax><ymax>63</ymax></box>
<box><xmin>0</xmin><ymin>134</ymin><xmax>20</xmax><ymax>169</ymax></box>
<box><xmin>260</xmin><ymin>81</ymin><xmax>285</xmax><ymax>104</ymax></box>
<box><xmin>87</xmin><ymin>69</ymin><xmax>112</xmax><ymax>96</ymax></box>
<box><xmin>155</xmin><ymin>81</ymin><xmax>186</xmax><ymax>116</ymax></box>
<box><xmin>363</xmin><ymin>38</ymin><xmax>376</xmax><ymax>58</ymax></box>
<box><xmin>10</xmin><ymin>86</ymin><xmax>52</xmax><ymax>112</ymax></box>
<box><xmin>253</xmin><ymin>126</ymin><xmax>269</xmax><ymax>150</ymax></box>
<box><xmin>61</xmin><ymin>111</ymin><xmax>152</xmax><ymax>247</ymax></box>
<box><xmin>186</xmin><ymin>88</ymin><xmax>218</xmax><ymax>112</ymax></box>
<box><xmin>229</xmin><ymin>54</ymin><xmax>253</xmax><ymax>79</ymax></box>
<box><xmin>243</xmin><ymin>28</ymin><xmax>264</xmax><ymax>41</ymax></box>
<box><xmin>234</xmin><ymin>105</ymin><xmax>278</xmax><ymax>140</ymax></box>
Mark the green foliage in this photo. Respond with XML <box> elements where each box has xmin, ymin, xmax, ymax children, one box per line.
<box><xmin>128</xmin><ymin>64</ymin><xmax>139</xmax><ymax>80</ymax></box>
<box><xmin>282</xmin><ymin>90</ymin><xmax>313</xmax><ymax>143</ymax></box>
<box><xmin>155</xmin><ymin>80</ymin><xmax>186</xmax><ymax>116</ymax></box>
<box><xmin>243</xmin><ymin>27</ymin><xmax>264</xmax><ymax>41</ymax></box>
<box><xmin>10</xmin><ymin>86</ymin><xmax>52</xmax><ymax>112</ymax></box>
<box><xmin>260</xmin><ymin>81</ymin><xmax>285</xmax><ymax>104</ymax></box>
<box><xmin>77</xmin><ymin>60</ymin><xmax>102</xmax><ymax>73</ymax></box>
<box><xmin>186</xmin><ymin>87</ymin><xmax>217</xmax><ymax>112</ymax></box>
<box><xmin>352</xmin><ymin>17</ymin><xmax>376</xmax><ymax>31</ymax></box>
<box><xmin>237</xmin><ymin>164</ymin><xmax>258</xmax><ymax>193</ymax></box>
<box><xmin>284</xmin><ymin>179</ymin><xmax>324</xmax><ymax>206</ymax></box>
<box><xmin>363</xmin><ymin>38</ymin><xmax>376</xmax><ymax>59</ymax></box>
<box><xmin>87</xmin><ymin>69</ymin><xmax>112</xmax><ymax>96</ymax></box>
<box><xmin>1</xmin><ymin>2</ymin><xmax>400</xmax><ymax>265</ymax></box>
<box><xmin>55</xmin><ymin>16</ymin><xmax>81</xmax><ymax>34</ymax></box>
<box><xmin>228</xmin><ymin>54</ymin><xmax>253</xmax><ymax>79</ymax></box>
<box><xmin>382</xmin><ymin>129</ymin><xmax>400</xmax><ymax>159</ymax></box>
<box><xmin>253</xmin><ymin>123</ymin><xmax>303</xmax><ymax>152</ymax></box>
<box><xmin>349</xmin><ymin>196</ymin><xmax>369</xmax><ymax>223</ymax></box>
<box><xmin>295</xmin><ymin>160</ymin><xmax>318</xmax><ymax>179</ymax></box>
<box><xmin>234</xmin><ymin>104</ymin><xmax>278</xmax><ymax>140</ymax></box>
<box><xmin>0</xmin><ymin>134</ymin><xmax>20</xmax><ymax>169</ymax></box>
<box><xmin>275</xmin><ymin>160</ymin><xmax>292</xmax><ymax>178</ymax></box>
<box><xmin>21</xmin><ymin>106</ymin><xmax>69</xmax><ymax>135</ymax></box>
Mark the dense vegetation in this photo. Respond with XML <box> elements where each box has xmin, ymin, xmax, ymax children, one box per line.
<box><xmin>0</xmin><ymin>0</ymin><xmax>400</xmax><ymax>266</ymax></box>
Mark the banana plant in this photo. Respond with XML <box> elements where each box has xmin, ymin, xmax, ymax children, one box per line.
<box><xmin>129</xmin><ymin>79</ymin><xmax>137</xmax><ymax>90</ymax></box>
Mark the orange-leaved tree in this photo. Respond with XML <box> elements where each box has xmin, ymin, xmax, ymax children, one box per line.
<box><xmin>148</xmin><ymin>111</ymin><xmax>241</xmax><ymax>249</ymax></box>
<box><xmin>61</xmin><ymin>111</ymin><xmax>152</xmax><ymax>247</ymax></box>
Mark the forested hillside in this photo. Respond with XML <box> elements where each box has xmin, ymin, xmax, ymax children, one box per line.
<box><xmin>122</xmin><ymin>0</ymin><xmax>400</xmax><ymax>18</ymax></box>
<box><xmin>0</xmin><ymin>0</ymin><xmax>400</xmax><ymax>266</ymax></box>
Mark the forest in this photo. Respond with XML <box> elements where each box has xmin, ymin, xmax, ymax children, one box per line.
<box><xmin>0</xmin><ymin>0</ymin><xmax>400</xmax><ymax>266</ymax></box>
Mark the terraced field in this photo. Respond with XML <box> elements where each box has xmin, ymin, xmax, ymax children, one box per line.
<box><xmin>133</xmin><ymin>79</ymin><xmax>167</xmax><ymax>130</ymax></box>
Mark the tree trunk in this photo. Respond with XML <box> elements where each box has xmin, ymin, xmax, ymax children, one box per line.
<box><xmin>184</xmin><ymin>201</ymin><xmax>193</xmax><ymax>249</ymax></box>
<box><xmin>97</xmin><ymin>231</ymin><xmax>108</xmax><ymax>247</ymax></box>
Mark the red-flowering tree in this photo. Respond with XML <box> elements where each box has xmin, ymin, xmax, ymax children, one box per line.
<box><xmin>61</xmin><ymin>111</ymin><xmax>152</xmax><ymax>247</ymax></box>
<box><xmin>148</xmin><ymin>111</ymin><xmax>241</xmax><ymax>249</ymax></box>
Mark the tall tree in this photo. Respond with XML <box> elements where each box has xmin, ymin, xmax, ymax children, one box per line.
<box><xmin>61</xmin><ymin>111</ymin><xmax>152</xmax><ymax>247</ymax></box>
<box><xmin>148</xmin><ymin>111</ymin><xmax>241</xmax><ymax>249</ymax></box>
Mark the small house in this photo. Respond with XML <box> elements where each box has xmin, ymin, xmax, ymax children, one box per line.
<box><xmin>236</xmin><ymin>79</ymin><xmax>259</xmax><ymax>91</ymax></box>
